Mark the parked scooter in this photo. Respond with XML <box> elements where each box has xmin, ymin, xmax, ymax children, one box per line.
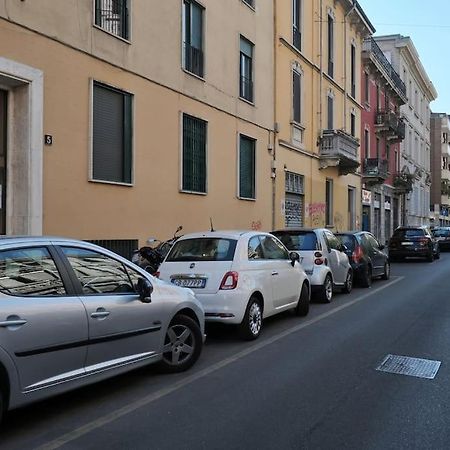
<box><xmin>132</xmin><ymin>226</ymin><xmax>183</xmax><ymax>275</ymax></box>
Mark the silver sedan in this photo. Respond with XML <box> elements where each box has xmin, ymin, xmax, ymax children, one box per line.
<box><xmin>0</xmin><ymin>237</ymin><xmax>205</xmax><ymax>424</ymax></box>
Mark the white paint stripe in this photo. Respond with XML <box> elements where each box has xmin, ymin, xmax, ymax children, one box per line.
<box><xmin>37</xmin><ymin>276</ymin><xmax>404</xmax><ymax>450</ymax></box>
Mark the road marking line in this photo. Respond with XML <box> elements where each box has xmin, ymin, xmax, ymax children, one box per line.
<box><xmin>38</xmin><ymin>276</ymin><xmax>404</xmax><ymax>450</ymax></box>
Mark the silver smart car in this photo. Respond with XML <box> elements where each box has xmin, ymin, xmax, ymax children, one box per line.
<box><xmin>0</xmin><ymin>237</ymin><xmax>204</xmax><ymax>423</ymax></box>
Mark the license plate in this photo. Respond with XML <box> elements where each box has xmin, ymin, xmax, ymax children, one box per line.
<box><xmin>437</xmin><ymin>237</ymin><xmax>445</xmax><ymax>241</ymax></box>
<box><xmin>401</xmin><ymin>242</ymin><xmax>413</xmax><ymax>246</ymax></box>
<box><xmin>171</xmin><ymin>278</ymin><xmax>206</xmax><ymax>288</ymax></box>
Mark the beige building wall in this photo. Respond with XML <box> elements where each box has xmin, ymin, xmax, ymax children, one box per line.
<box><xmin>274</xmin><ymin>0</ymin><xmax>373</xmax><ymax>231</ymax></box>
<box><xmin>0</xmin><ymin>1</ymin><xmax>275</xmax><ymax>245</ymax></box>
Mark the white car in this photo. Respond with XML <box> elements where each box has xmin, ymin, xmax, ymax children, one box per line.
<box><xmin>272</xmin><ymin>228</ymin><xmax>353</xmax><ymax>303</ymax></box>
<box><xmin>158</xmin><ymin>231</ymin><xmax>310</xmax><ymax>340</ymax></box>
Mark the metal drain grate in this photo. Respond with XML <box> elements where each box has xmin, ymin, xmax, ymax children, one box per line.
<box><xmin>376</xmin><ymin>354</ymin><xmax>441</xmax><ymax>379</ymax></box>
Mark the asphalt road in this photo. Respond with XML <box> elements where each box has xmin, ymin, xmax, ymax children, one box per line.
<box><xmin>2</xmin><ymin>254</ymin><xmax>450</xmax><ymax>449</ymax></box>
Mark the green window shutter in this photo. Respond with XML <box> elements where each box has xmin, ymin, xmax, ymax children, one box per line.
<box><xmin>93</xmin><ymin>82</ymin><xmax>132</xmax><ymax>184</ymax></box>
<box><xmin>183</xmin><ymin>114</ymin><xmax>207</xmax><ymax>193</ymax></box>
<box><xmin>239</xmin><ymin>135</ymin><xmax>256</xmax><ymax>199</ymax></box>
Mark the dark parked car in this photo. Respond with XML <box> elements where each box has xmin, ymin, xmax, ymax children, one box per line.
<box><xmin>336</xmin><ymin>231</ymin><xmax>390</xmax><ymax>287</ymax></box>
<box><xmin>388</xmin><ymin>226</ymin><xmax>440</xmax><ymax>262</ymax></box>
<box><xmin>432</xmin><ymin>227</ymin><xmax>450</xmax><ymax>251</ymax></box>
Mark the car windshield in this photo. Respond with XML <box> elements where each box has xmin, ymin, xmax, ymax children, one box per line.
<box><xmin>393</xmin><ymin>229</ymin><xmax>425</xmax><ymax>238</ymax></box>
<box><xmin>166</xmin><ymin>238</ymin><xmax>237</xmax><ymax>262</ymax></box>
<box><xmin>433</xmin><ymin>228</ymin><xmax>450</xmax><ymax>237</ymax></box>
<box><xmin>272</xmin><ymin>231</ymin><xmax>318</xmax><ymax>251</ymax></box>
<box><xmin>337</xmin><ymin>235</ymin><xmax>355</xmax><ymax>251</ymax></box>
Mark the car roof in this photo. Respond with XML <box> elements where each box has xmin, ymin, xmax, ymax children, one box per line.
<box><xmin>175</xmin><ymin>230</ymin><xmax>269</xmax><ymax>240</ymax></box>
<box><xmin>0</xmin><ymin>235</ymin><xmax>83</xmax><ymax>245</ymax></box>
<box><xmin>272</xmin><ymin>228</ymin><xmax>325</xmax><ymax>233</ymax></box>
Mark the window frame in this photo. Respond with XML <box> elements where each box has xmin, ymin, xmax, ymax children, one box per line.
<box><xmin>325</xmin><ymin>178</ymin><xmax>333</xmax><ymax>227</ymax></box>
<box><xmin>327</xmin><ymin>13</ymin><xmax>334</xmax><ymax>78</ymax></box>
<box><xmin>182</xmin><ymin>0</ymin><xmax>205</xmax><ymax>78</ymax></box>
<box><xmin>93</xmin><ymin>0</ymin><xmax>130</xmax><ymax>42</ymax></box>
<box><xmin>180</xmin><ymin>112</ymin><xmax>208</xmax><ymax>195</ymax></box>
<box><xmin>292</xmin><ymin>0</ymin><xmax>302</xmax><ymax>51</ymax></box>
<box><xmin>90</xmin><ymin>80</ymin><xmax>134</xmax><ymax>186</ymax></box>
<box><xmin>239</xmin><ymin>35</ymin><xmax>254</xmax><ymax>104</ymax></box>
<box><xmin>292</xmin><ymin>68</ymin><xmax>302</xmax><ymax>125</ymax></box>
<box><xmin>238</xmin><ymin>134</ymin><xmax>257</xmax><ymax>200</ymax></box>
<box><xmin>350</xmin><ymin>43</ymin><xmax>356</xmax><ymax>98</ymax></box>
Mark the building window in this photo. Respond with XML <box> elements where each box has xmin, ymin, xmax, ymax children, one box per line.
<box><xmin>293</xmin><ymin>69</ymin><xmax>301</xmax><ymax>124</ymax></box>
<box><xmin>242</xmin><ymin>0</ymin><xmax>254</xmax><ymax>8</ymax></box>
<box><xmin>364</xmin><ymin>129</ymin><xmax>369</xmax><ymax>159</ymax></box>
<box><xmin>182</xmin><ymin>114</ymin><xmax>207</xmax><ymax>193</ymax></box>
<box><xmin>350</xmin><ymin>112</ymin><xmax>356</xmax><ymax>137</ymax></box>
<box><xmin>364</xmin><ymin>72</ymin><xmax>370</xmax><ymax>104</ymax></box>
<box><xmin>285</xmin><ymin>172</ymin><xmax>304</xmax><ymax>227</ymax></box>
<box><xmin>327</xmin><ymin>14</ymin><xmax>334</xmax><ymax>78</ymax></box>
<box><xmin>350</xmin><ymin>43</ymin><xmax>356</xmax><ymax>98</ymax></box>
<box><xmin>327</xmin><ymin>94</ymin><xmax>334</xmax><ymax>130</ymax></box>
<box><xmin>326</xmin><ymin>178</ymin><xmax>333</xmax><ymax>226</ymax></box>
<box><xmin>240</xmin><ymin>36</ymin><xmax>254</xmax><ymax>102</ymax></box>
<box><xmin>293</xmin><ymin>0</ymin><xmax>301</xmax><ymax>50</ymax></box>
<box><xmin>376</xmin><ymin>136</ymin><xmax>380</xmax><ymax>159</ymax></box>
<box><xmin>376</xmin><ymin>84</ymin><xmax>380</xmax><ymax>111</ymax></box>
<box><xmin>92</xmin><ymin>82</ymin><xmax>132</xmax><ymax>184</ymax></box>
<box><xmin>94</xmin><ymin>0</ymin><xmax>129</xmax><ymax>40</ymax></box>
<box><xmin>182</xmin><ymin>0</ymin><xmax>204</xmax><ymax>77</ymax></box>
<box><xmin>239</xmin><ymin>135</ymin><xmax>256</xmax><ymax>199</ymax></box>
<box><xmin>348</xmin><ymin>187</ymin><xmax>356</xmax><ymax>230</ymax></box>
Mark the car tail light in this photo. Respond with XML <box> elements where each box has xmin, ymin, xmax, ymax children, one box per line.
<box><xmin>154</xmin><ymin>271</ymin><xmax>160</xmax><ymax>278</ymax></box>
<box><xmin>220</xmin><ymin>271</ymin><xmax>238</xmax><ymax>290</ymax></box>
<box><xmin>314</xmin><ymin>252</ymin><xmax>324</xmax><ymax>265</ymax></box>
<box><xmin>352</xmin><ymin>245</ymin><xmax>363</xmax><ymax>263</ymax></box>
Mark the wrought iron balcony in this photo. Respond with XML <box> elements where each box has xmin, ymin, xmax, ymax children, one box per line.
<box><xmin>319</xmin><ymin>129</ymin><xmax>360</xmax><ymax>175</ymax></box>
<box><xmin>362</xmin><ymin>158</ymin><xmax>389</xmax><ymax>184</ymax></box>
<box><xmin>375</xmin><ymin>111</ymin><xmax>405</xmax><ymax>142</ymax></box>
<box><xmin>362</xmin><ymin>37</ymin><xmax>407</xmax><ymax>104</ymax></box>
<box><xmin>393</xmin><ymin>172</ymin><xmax>414</xmax><ymax>193</ymax></box>
<box><xmin>183</xmin><ymin>43</ymin><xmax>204</xmax><ymax>78</ymax></box>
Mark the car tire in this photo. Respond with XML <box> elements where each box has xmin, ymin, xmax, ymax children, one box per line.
<box><xmin>381</xmin><ymin>262</ymin><xmax>390</xmax><ymax>280</ymax></box>
<box><xmin>239</xmin><ymin>296</ymin><xmax>263</xmax><ymax>340</ymax></box>
<box><xmin>318</xmin><ymin>274</ymin><xmax>333</xmax><ymax>303</ymax></box>
<box><xmin>158</xmin><ymin>314</ymin><xmax>202</xmax><ymax>373</ymax></box>
<box><xmin>295</xmin><ymin>282</ymin><xmax>310</xmax><ymax>317</ymax></box>
<box><xmin>427</xmin><ymin>251</ymin><xmax>434</xmax><ymax>262</ymax></box>
<box><xmin>435</xmin><ymin>249</ymin><xmax>441</xmax><ymax>260</ymax></box>
<box><xmin>360</xmin><ymin>265</ymin><xmax>372</xmax><ymax>288</ymax></box>
<box><xmin>341</xmin><ymin>270</ymin><xmax>353</xmax><ymax>294</ymax></box>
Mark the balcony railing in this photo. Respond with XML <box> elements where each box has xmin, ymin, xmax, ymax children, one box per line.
<box><xmin>319</xmin><ymin>129</ymin><xmax>360</xmax><ymax>175</ymax></box>
<box><xmin>183</xmin><ymin>43</ymin><xmax>204</xmax><ymax>78</ymax></box>
<box><xmin>95</xmin><ymin>0</ymin><xmax>128</xmax><ymax>40</ymax></box>
<box><xmin>362</xmin><ymin>37</ymin><xmax>407</xmax><ymax>103</ymax></box>
<box><xmin>240</xmin><ymin>75</ymin><xmax>254</xmax><ymax>103</ymax></box>
<box><xmin>363</xmin><ymin>158</ymin><xmax>389</xmax><ymax>184</ymax></box>
<box><xmin>393</xmin><ymin>172</ymin><xmax>414</xmax><ymax>193</ymax></box>
<box><xmin>375</xmin><ymin>111</ymin><xmax>405</xmax><ymax>142</ymax></box>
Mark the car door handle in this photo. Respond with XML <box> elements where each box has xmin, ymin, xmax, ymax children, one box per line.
<box><xmin>272</xmin><ymin>271</ymin><xmax>279</xmax><ymax>276</ymax></box>
<box><xmin>90</xmin><ymin>311</ymin><xmax>110</xmax><ymax>319</ymax></box>
<box><xmin>0</xmin><ymin>319</ymin><xmax>27</xmax><ymax>327</ymax></box>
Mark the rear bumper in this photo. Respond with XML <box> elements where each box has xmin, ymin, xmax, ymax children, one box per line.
<box><xmin>389</xmin><ymin>248</ymin><xmax>431</xmax><ymax>258</ymax></box>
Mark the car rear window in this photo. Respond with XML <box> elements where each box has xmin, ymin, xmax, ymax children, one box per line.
<box><xmin>433</xmin><ymin>228</ymin><xmax>450</xmax><ymax>237</ymax></box>
<box><xmin>393</xmin><ymin>229</ymin><xmax>425</xmax><ymax>238</ymax></box>
<box><xmin>166</xmin><ymin>238</ymin><xmax>237</xmax><ymax>262</ymax></box>
<box><xmin>272</xmin><ymin>231</ymin><xmax>318</xmax><ymax>251</ymax></box>
<box><xmin>337</xmin><ymin>235</ymin><xmax>355</xmax><ymax>251</ymax></box>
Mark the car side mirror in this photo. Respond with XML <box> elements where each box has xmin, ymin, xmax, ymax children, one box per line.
<box><xmin>136</xmin><ymin>277</ymin><xmax>153</xmax><ymax>303</ymax></box>
<box><xmin>290</xmin><ymin>252</ymin><xmax>300</xmax><ymax>267</ymax></box>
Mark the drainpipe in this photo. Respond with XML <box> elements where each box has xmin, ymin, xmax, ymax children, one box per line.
<box><xmin>271</xmin><ymin>0</ymin><xmax>277</xmax><ymax>231</ymax></box>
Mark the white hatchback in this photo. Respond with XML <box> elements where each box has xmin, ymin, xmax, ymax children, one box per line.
<box><xmin>158</xmin><ymin>231</ymin><xmax>310</xmax><ymax>340</ymax></box>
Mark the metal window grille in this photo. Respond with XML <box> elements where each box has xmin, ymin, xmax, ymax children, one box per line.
<box><xmin>285</xmin><ymin>172</ymin><xmax>304</xmax><ymax>227</ymax></box>
<box><xmin>182</xmin><ymin>114</ymin><xmax>207</xmax><ymax>193</ymax></box>
<box><xmin>285</xmin><ymin>172</ymin><xmax>304</xmax><ymax>194</ymax></box>
<box><xmin>87</xmin><ymin>239</ymin><xmax>139</xmax><ymax>261</ymax></box>
<box><xmin>95</xmin><ymin>0</ymin><xmax>128</xmax><ymax>39</ymax></box>
<box><xmin>239</xmin><ymin>135</ymin><xmax>256</xmax><ymax>199</ymax></box>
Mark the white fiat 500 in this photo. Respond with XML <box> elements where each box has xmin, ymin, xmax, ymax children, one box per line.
<box><xmin>158</xmin><ymin>231</ymin><xmax>310</xmax><ymax>340</ymax></box>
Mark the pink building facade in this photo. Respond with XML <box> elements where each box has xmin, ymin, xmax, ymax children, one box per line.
<box><xmin>361</xmin><ymin>37</ymin><xmax>407</xmax><ymax>243</ymax></box>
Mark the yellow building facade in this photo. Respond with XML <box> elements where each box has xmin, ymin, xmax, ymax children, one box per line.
<box><xmin>273</xmin><ymin>0</ymin><xmax>374</xmax><ymax>232</ymax></box>
<box><xmin>0</xmin><ymin>0</ymin><xmax>275</xmax><ymax>252</ymax></box>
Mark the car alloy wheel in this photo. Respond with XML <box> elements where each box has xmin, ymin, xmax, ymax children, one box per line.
<box><xmin>382</xmin><ymin>262</ymin><xmax>390</xmax><ymax>280</ymax></box>
<box><xmin>160</xmin><ymin>315</ymin><xmax>202</xmax><ymax>373</ymax></box>
<box><xmin>342</xmin><ymin>270</ymin><xmax>353</xmax><ymax>294</ymax></box>
<box><xmin>240</xmin><ymin>297</ymin><xmax>263</xmax><ymax>340</ymax></box>
<box><xmin>319</xmin><ymin>274</ymin><xmax>333</xmax><ymax>303</ymax></box>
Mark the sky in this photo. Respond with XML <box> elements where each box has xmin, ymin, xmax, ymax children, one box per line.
<box><xmin>358</xmin><ymin>0</ymin><xmax>450</xmax><ymax>113</ymax></box>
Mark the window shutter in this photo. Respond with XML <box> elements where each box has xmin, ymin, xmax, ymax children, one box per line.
<box><xmin>293</xmin><ymin>70</ymin><xmax>301</xmax><ymax>123</ymax></box>
<box><xmin>239</xmin><ymin>136</ymin><xmax>256</xmax><ymax>199</ymax></box>
<box><xmin>93</xmin><ymin>82</ymin><xmax>132</xmax><ymax>183</ymax></box>
<box><xmin>183</xmin><ymin>114</ymin><xmax>207</xmax><ymax>193</ymax></box>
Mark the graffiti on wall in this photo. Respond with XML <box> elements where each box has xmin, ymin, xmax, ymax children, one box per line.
<box><xmin>251</xmin><ymin>220</ymin><xmax>262</xmax><ymax>231</ymax></box>
<box><xmin>334</xmin><ymin>212</ymin><xmax>344</xmax><ymax>232</ymax></box>
<box><xmin>305</xmin><ymin>203</ymin><xmax>326</xmax><ymax>227</ymax></box>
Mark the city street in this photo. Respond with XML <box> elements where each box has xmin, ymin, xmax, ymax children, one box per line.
<box><xmin>2</xmin><ymin>255</ymin><xmax>450</xmax><ymax>449</ymax></box>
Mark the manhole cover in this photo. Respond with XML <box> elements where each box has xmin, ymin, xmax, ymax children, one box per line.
<box><xmin>376</xmin><ymin>354</ymin><xmax>441</xmax><ymax>379</ymax></box>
